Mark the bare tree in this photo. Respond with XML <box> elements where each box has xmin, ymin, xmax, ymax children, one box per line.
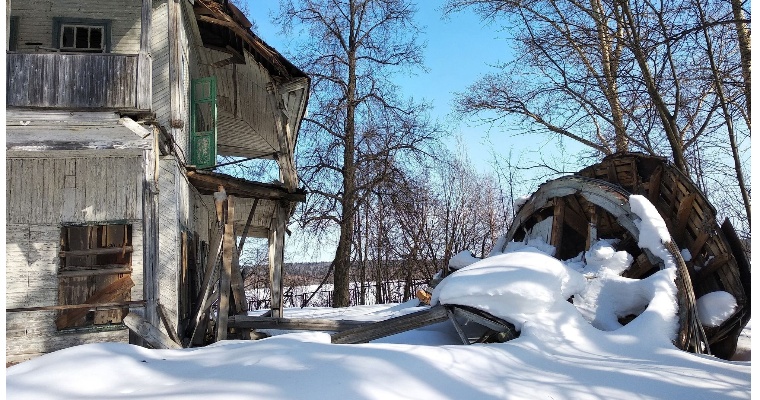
<box><xmin>277</xmin><ymin>0</ymin><xmax>437</xmax><ymax>307</ymax></box>
<box><xmin>446</xmin><ymin>0</ymin><xmax>750</xmax><ymax>233</ymax></box>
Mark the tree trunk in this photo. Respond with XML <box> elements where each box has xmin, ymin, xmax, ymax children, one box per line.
<box><xmin>731</xmin><ymin>0</ymin><xmax>751</xmax><ymax>123</ymax></box>
<box><xmin>333</xmin><ymin>0</ymin><xmax>358</xmax><ymax>308</ymax></box>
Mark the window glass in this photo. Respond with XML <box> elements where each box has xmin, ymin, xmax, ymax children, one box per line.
<box><xmin>59</xmin><ymin>24</ymin><xmax>105</xmax><ymax>52</ymax></box>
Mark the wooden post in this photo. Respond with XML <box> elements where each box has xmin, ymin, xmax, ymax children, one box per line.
<box><xmin>268</xmin><ymin>202</ymin><xmax>287</xmax><ymax>318</ymax></box>
<box><xmin>136</xmin><ymin>0</ymin><xmax>152</xmax><ymax>109</ymax></box>
<box><xmin>142</xmin><ymin>143</ymin><xmax>159</xmax><ymax>330</ymax></box>
<box><xmin>217</xmin><ymin>196</ymin><xmax>234</xmax><ymax>340</ymax></box>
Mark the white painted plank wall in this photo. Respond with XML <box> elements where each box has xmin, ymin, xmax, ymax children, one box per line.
<box><xmin>6</xmin><ymin>154</ymin><xmax>144</xmax><ymax>363</ymax></box>
<box><xmin>7</xmin><ymin>155</ymin><xmax>142</xmax><ymax>225</ymax></box>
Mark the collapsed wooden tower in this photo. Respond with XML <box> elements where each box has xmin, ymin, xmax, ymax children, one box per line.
<box><xmin>502</xmin><ymin>153</ymin><xmax>750</xmax><ymax>359</ymax></box>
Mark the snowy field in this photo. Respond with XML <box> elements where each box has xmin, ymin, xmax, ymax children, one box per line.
<box><xmin>6</xmin><ymin>196</ymin><xmax>751</xmax><ymax>399</ymax></box>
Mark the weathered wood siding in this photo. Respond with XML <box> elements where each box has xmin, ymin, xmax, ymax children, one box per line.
<box><xmin>6</xmin><ymin>154</ymin><xmax>144</xmax><ymax>364</ymax></box>
<box><xmin>7</xmin><ymin>155</ymin><xmax>142</xmax><ymax>225</ymax></box>
<box><xmin>7</xmin><ymin>53</ymin><xmax>143</xmax><ymax>110</ymax></box>
<box><xmin>10</xmin><ymin>0</ymin><xmax>142</xmax><ymax>54</ymax></box>
<box><xmin>157</xmin><ymin>158</ymin><xmax>181</xmax><ymax>334</ymax></box>
<box><xmin>206</xmin><ymin>50</ymin><xmax>282</xmax><ymax>158</ymax></box>
<box><xmin>152</xmin><ymin>0</ymin><xmax>172</xmax><ymax>138</ymax></box>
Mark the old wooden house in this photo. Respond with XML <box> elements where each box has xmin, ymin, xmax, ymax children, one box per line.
<box><xmin>6</xmin><ymin>0</ymin><xmax>309</xmax><ymax>364</ymax></box>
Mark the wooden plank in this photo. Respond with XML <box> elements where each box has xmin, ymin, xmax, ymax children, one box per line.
<box><xmin>331</xmin><ymin>305</ymin><xmax>449</xmax><ymax>344</ymax></box>
<box><xmin>217</xmin><ymin>197</ymin><xmax>235</xmax><ymax>341</ymax></box>
<box><xmin>56</xmin><ymin>275</ymin><xmax>135</xmax><ymax>330</ymax></box>
<box><xmin>720</xmin><ymin>219</ymin><xmax>751</xmax><ymax>301</ymax></box>
<box><xmin>136</xmin><ymin>0</ymin><xmax>153</xmax><ymax>110</ymax></box>
<box><xmin>237</xmin><ymin>198</ymin><xmax>259</xmax><ymax>254</ymax></box>
<box><xmin>123</xmin><ymin>312</ymin><xmax>182</xmax><ymax>350</ymax></box>
<box><xmin>688</xmin><ymin>231</ymin><xmax>710</xmax><ymax>260</ymax></box>
<box><xmin>142</xmin><ymin>147</ymin><xmax>159</xmax><ymax>329</ymax></box>
<box><xmin>186</xmin><ymin>171</ymin><xmax>306</xmax><ymax>202</ymax></box>
<box><xmin>187</xmin><ymin>225</ymin><xmax>223</xmax><ymax>344</ymax></box>
<box><xmin>447</xmin><ymin>308</ymin><xmax>471</xmax><ymax>345</ymax></box>
<box><xmin>675</xmin><ymin>193</ymin><xmax>697</xmax><ymax>241</ymax></box>
<box><xmin>157</xmin><ymin>302</ymin><xmax>183</xmax><ymax>347</ymax></box>
<box><xmin>228</xmin><ymin>316</ymin><xmax>369</xmax><ymax>332</ymax></box>
<box><xmin>7</xmin><ymin>300</ymin><xmax>145</xmax><ymax>313</ymax></box>
<box><xmin>57</xmin><ymin>267</ymin><xmax>132</xmax><ymax>278</ymax></box>
<box><xmin>647</xmin><ymin>165</ymin><xmax>663</xmax><ymax>202</ymax></box>
<box><xmin>696</xmin><ymin>254</ymin><xmax>733</xmax><ymax>282</ymax></box>
<box><xmin>550</xmin><ymin>198</ymin><xmax>565</xmax><ymax>251</ymax></box>
<box><xmin>59</xmin><ymin>246</ymin><xmax>133</xmax><ymax>257</ymax></box>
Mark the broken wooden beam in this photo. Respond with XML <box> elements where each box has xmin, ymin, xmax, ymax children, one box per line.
<box><xmin>7</xmin><ymin>300</ymin><xmax>145</xmax><ymax>313</ymax></box>
<box><xmin>228</xmin><ymin>316</ymin><xmax>369</xmax><ymax>332</ymax></box>
<box><xmin>123</xmin><ymin>312</ymin><xmax>182</xmax><ymax>350</ymax></box>
<box><xmin>331</xmin><ymin>305</ymin><xmax>448</xmax><ymax>344</ymax></box>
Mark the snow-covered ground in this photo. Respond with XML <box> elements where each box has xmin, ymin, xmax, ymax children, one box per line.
<box><xmin>6</xmin><ymin>196</ymin><xmax>751</xmax><ymax>399</ymax></box>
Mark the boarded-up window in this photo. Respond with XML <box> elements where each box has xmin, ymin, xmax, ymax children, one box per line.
<box><xmin>57</xmin><ymin>224</ymin><xmax>134</xmax><ymax>330</ymax></box>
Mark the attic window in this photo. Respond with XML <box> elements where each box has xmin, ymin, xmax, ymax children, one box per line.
<box><xmin>56</xmin><ymin>224</ymin><xmax>133</xmax><ymax>330</ymax></box>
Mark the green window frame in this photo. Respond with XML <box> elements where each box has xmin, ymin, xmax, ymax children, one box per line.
<box><xmin>191</xmin><ymin>77</ymin><xmax>218</xmax><ymax>169</ymax></box>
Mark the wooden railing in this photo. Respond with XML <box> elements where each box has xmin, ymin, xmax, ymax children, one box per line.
<box><xmin>6</xmin><ymin>52</ymin><xmax>151</xmax><ymax>111</ymax></box>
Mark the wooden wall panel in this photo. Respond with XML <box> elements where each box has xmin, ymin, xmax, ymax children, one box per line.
<box><xmin>7</xmin><ymin>155</ymin><xmax>141</xmax><ymax>225</ymax></box>
<box><xmin>6</xmin><ymin>310</ymin><xmax>129</xmax><ymax>365</ymax></box>
<box><xmin>157</xmin><ymin>158</ymin><xmax>180</xmax><ymax>334</ymax></box>
<box><xmin>6</xmin><ymin>153</ymin><xmax>144</xmax><ymax>364</ymax></box>
<box><xmin>11</xmin><ymin>0</ymin><xmax>142</xmax><ymax>54</ymax></box>
<box><xmin>151</xmin><ymin>1</ymin><xmax>172</xmax><ymax>139</ymax></box>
